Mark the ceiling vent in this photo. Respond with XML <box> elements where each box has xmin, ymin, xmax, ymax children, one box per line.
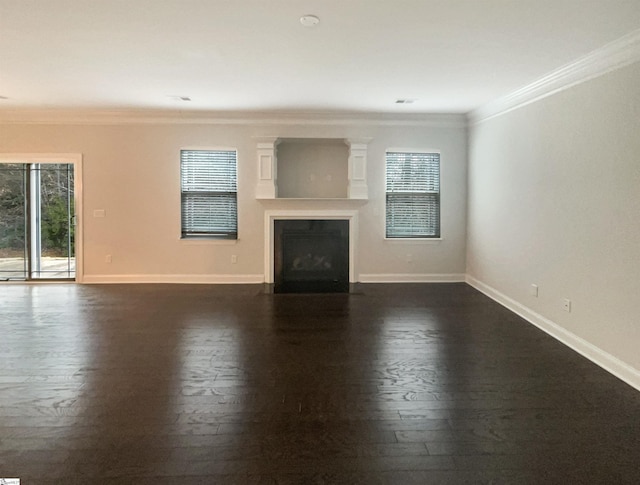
<box><xmin>395</xmin><ymin>99</ymin><xmax>416</xmax><ymax>104</ymax></box>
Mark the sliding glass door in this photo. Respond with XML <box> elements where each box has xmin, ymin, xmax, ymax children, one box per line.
<box><xmin>0</xmin><ymin>162</ymin><xmax>75</xmax><ymax>280</ymax></box>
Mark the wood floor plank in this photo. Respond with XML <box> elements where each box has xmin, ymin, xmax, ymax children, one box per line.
<box><xmin>1</xmin><ymin>282</ymin><xmax>639</xmax><ymax>483</ymax></box>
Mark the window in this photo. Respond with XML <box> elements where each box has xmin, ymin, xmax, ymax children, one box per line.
<box><xmin>180</xmin><ymin>149</ymin><xmax>237</xmax><ymax>239</ymax></box>
<box><xmin>385</xmin><ymin>151</ymin><xmax>440</xmax><ymax>238</ymax></box>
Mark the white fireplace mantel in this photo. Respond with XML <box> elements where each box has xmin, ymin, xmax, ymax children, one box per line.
<box><xmin>255</xmin><ymin>136</ymin><xmax>280</xmax><ymax>199</ymax></box>
<box><xmin>264</xmin><ymin>209</ymin><xmax>359</xmax><ymax>284</ymax></box>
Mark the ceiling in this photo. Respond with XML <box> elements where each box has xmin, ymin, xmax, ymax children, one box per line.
<box><xmin>1</xmin><ymin>0</ymin><xmax>639</xmax><ymax>115</ymax></box>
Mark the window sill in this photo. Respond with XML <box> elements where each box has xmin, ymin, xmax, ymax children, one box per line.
<box><xmin>180</xmin><ymin>238</ymin><xmax>238</xmax><ymax>245</ymax></box>
<box><xmin>384</xmin><ymin>237</ymin><xmax>443</xmax><ymax>243</ymax></box>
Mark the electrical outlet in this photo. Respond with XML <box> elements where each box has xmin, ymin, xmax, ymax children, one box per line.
<box><xmin>530</xmin><ymin>284</ymin><xmax>538</xmax><ymax>297</ymax></box>
<box><xmin>105</xmin><ymin>254</ymin><xmax>112</xmax><ymax>263</ymax></box>
<box><xmin>406</xmin><ymin>254</ymin><xmax>412</xmax><ymax>263</ymax></box>
<box><xmin>231</xmin><ymin>255</ymin><xmax>237</xmax><ymax>264</ymax></box>
<box><xmin>562</xmin><ymin>298</ymin><xmax>571</xmax><ymax>312</ymax></box>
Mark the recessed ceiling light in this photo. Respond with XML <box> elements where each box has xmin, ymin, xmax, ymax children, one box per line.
<box><xmin>300</xmin><ymin>15</ymin><xmax>320</xmax><ymax>27</ymax></box>
<box><xmin>395</xmin><ymin>99</ymin><xmax>417</xmax><ymax>104</ymax></box>
<box><xmin>167</xmin><ymin>95</ymin><xmax>191</xmax><ymax>102</ymax></box>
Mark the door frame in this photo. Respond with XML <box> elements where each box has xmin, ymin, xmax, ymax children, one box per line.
<box><xmin>0</xmin><ymin>153</ymin><xmax>83</xmax><ymax>282</ymax></box>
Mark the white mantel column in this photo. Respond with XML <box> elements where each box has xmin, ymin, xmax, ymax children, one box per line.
<box><xmin>345</xmin><ymin>138</ymin><xmax>371</xmax><ymax>199</ymax></box>
<box><xmin>255</xmin><ymin>137</ymin><xmax>280</xmax><ymax>199</ymax></box>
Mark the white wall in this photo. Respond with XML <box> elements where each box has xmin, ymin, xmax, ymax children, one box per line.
<box><xmin>0</xmin><ymin>117</ymin><xmax>468</xmax><ymax>282</ymax></box>
<box><xmin>467</xmin><ymin>62</ymin><xmax>640</xmax><ymax>379</ymax></box>
<box><xmin>277</xmin><ymin>139</ymin><xmax>348</xmax><ymax>198</ymax></box>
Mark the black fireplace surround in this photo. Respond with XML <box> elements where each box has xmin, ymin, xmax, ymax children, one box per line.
<box><xmin>274</xmin><ymin>219</ymin><xmax>349</xmax><ymax>293</ymax></box>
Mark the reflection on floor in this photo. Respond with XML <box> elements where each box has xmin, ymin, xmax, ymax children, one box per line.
<box><xmin>1</xmin><ymin>283</ymin><xmax>639</xmax><ymax>483</ymax></box>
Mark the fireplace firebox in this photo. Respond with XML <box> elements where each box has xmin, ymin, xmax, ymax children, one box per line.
<box><xmin>274</xmin><ymin>219</ymin><xmax>349</xmax><ymax>293</ymax></box>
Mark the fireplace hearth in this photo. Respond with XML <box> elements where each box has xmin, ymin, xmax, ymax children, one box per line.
<box><xmin>274</xmin><ymin>219</ymin><xmax>349</xmax><ymax>293</ymax></box>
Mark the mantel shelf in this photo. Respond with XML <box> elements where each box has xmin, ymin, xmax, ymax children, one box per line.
<box><xmin>257</xmin><ymin>197</ymin><xmax>368</xmax><ymax>204</ymax></box>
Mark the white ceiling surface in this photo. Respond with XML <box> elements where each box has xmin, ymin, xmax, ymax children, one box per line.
<box><xmin>1</xmin><ymin>0</ymin><xmax>639</xmax><ymax>115</ymax></box>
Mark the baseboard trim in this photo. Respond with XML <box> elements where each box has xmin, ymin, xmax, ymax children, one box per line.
<box><xmin>83</xmin><ymin>273</ymin><xmax>464</xmax><ymax>285</ymax></box>
<box><xmin>82</xmin><ymin>274</ymin><xmax>265</xmax><ymax>284</ymax></box>
<box><xmin>359</xmin><ymin>273</ymin><xmax>466</xmax><ymax>283</ymax></box>
<box><xmin>465</xmin><ymin>275</ymin><xmax>640</xmax><ymax>392</ymax></box>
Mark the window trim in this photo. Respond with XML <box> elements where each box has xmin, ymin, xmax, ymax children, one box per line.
<box><xmin>384</xmin><ymin>148</ymin><xmax>441</xmax><ymax>240</ymax></box>
<box><xmin>180</xmin><ymin>147</ymin><xmax>238</xmax><ymax>240</ymax></box>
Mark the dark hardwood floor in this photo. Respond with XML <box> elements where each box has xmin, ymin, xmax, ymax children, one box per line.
<box><xmin>1</xmin><ymin>283</ymin><xmax>639</xmax><ymax>484</ymax></box>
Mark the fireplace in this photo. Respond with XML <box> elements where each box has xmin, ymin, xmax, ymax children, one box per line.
<box><xmin>274</xmin><ymin>219</ymin><xmax>349</xmax><ymax>293</ymax></box>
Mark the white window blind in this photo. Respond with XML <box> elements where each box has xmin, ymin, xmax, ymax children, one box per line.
<box><xmin>180</xmin><ymin>150</ymin><xmax>237</xmax><ymax>239</ymax></box>
<box><xmin>385</xmin><ymin>151</ymin><xmax>440</xmax><ymax>238</ymax></box>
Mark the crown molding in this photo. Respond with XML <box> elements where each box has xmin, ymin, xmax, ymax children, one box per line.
<box><xmin>0</xmin><ymin>108</ymin><xmax>467</xmax><ymax>128</ymax></box>
<box><xmin>469</xmin><ymin>28</ymin><xmax>640</xmax><ymax>125</ymax></box>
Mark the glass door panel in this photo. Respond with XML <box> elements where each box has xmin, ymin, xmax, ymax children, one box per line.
<box><xmin>0</xmin><ymin>164</ymin><xmax>28</xmax><ymax>280</ymax></box>
<box><xmin>32</xmin><ymin>164</ymin><xmax>75</xmax><ymax>279</ymax></box>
